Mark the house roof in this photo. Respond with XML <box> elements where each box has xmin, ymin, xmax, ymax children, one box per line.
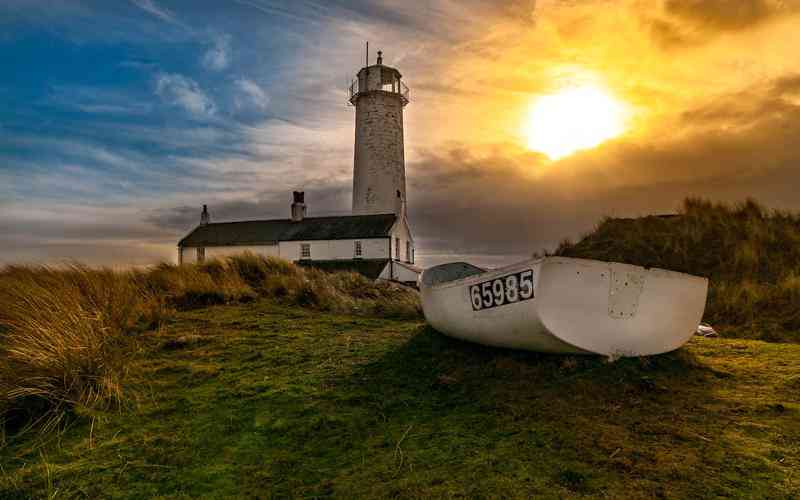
<box><xmin>178</xmin><ymin>214</ymin><xmax>397</xmax><ymax>247</ymax></box>
<box><xmin>297</xmin><ymin>259</ymin><xmax>390</xmax><ymax>281</ymax></box>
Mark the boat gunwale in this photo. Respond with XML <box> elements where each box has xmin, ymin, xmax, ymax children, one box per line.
<box><xmin>421</xmin><ymin>256</ymin><xmax>707</xmax><ymax>292</ymax></box>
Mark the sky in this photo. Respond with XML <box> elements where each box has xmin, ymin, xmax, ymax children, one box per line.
<box><xmin>2</xmin><ymin>0</ymin><xmax>800</xmax><ymax>268</ymax></box>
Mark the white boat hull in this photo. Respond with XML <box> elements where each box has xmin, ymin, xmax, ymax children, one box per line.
<box><xmin>420</xmin><ymin>257</ymin><xmax>708</xmax><ymax>357</ymax></box>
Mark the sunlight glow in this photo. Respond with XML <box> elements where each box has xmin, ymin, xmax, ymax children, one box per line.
<box><xmin>524</xmin><ymin>84</ymin><xmax>629</xmax><ymax>160</ymax></box>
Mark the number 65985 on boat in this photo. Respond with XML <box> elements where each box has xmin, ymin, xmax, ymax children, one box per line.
<box><xmin>469</xmin><ymin>269</ymin><xmax>535</xmax><ymax>311</ymax></box>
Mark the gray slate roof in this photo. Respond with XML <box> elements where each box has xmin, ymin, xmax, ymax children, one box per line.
<box><xmin>178</xmin><ymin>214</ymin><xmax>396</xmax><ymax>247</ymax></box>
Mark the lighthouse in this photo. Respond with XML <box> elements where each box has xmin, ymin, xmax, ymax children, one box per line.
<box><xmin>349</xmin><ymin>50</ymin><xmax>410</xmax><ymax>216</ymax></box>
<box><xmin>178</xmin><ymin>47</ymin><xmax>420</xmax><ymax>284</ymax></box>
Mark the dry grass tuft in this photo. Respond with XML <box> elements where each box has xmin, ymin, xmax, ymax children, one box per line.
<box><xmin>140</xmin><ymin>261</ymin><xmax>256</xmax><ymax>309</ymax></box>
<box><xmin>0</xmin><ymin>265</ymin><xmax>146</xmax><ymax>435</ymax></box>
<box><xmin>234</xmin><ymin>255</ymin><xmax>421</xmax><ymax>319</ymax></box>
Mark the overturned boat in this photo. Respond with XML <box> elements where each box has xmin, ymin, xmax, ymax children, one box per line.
<box><xmin>420</xmin><ymin>257</ymin><xmax>708</xmax><ymax>357</ymax></box>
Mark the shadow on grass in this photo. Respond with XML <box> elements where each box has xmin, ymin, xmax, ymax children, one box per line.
<box><xmin>346</xmin><ymin>325</ymin><xmax>715</xmax><ymax>407</ymax></box>
<box><xmin>320</xmin><ymin>327</ymin><xmax>731</xmax><ymax>496</ymax></box>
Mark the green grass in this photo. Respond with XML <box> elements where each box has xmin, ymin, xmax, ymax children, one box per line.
<box><xmin>2</xmin><ymin>300</ymin><xmax>798</xmax><ymax>498</ymax></box>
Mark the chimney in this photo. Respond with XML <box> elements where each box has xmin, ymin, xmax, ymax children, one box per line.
<box><xmin>200</xmin><ymin>204</ymin><xmax>210</xmax><ymax>225</ymax></box>
<box><xmin>291</xmin><ymin>191</ymin><xmax>306</xmax><ymax>222</ymax></box>
<box><xmin>394</xmin><ymin>190</ymin><xmax>405</xmax><ymax>218</ymax></box>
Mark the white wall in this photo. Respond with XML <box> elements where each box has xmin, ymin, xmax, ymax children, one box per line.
<box><xmin>180</xmin><ymin>238</ymin><xmax>390</xmax><ymax>264</ymax></box>
<box><xmin>389</xmin><ymin>217</ymin><xmax>414</xmax><ymax>264</ymax></box>
<box><xmin>278</xmin><ymin>238</ymin><xmax>389</xmax><ymax>261</ymax></box>
<box><xmin>179</xmin><ymin>246</ymin><xmax>194</xmax><ymax>265</ymax></box>
<box><xmin>180</xmin><ymin>244</ymin><xmax>278</xmax><ymax>264</ymax></box>
<box><xmin>379</xmin><ymin>260</ymin><xmax>420</xmax><ymax>283</ymax></box>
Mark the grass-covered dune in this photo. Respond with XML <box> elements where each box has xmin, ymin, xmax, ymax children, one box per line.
<box><xmin>2</xmin><ymin>302</ymin><xmax>798</xmax><ymax>498</ymax></box>
<box><xmin>557</xmin><ymin>198</ymin><xmax>800</xmax><ymax>343</ymax></box>
<box><xmin>0</xmin><ymin>255</ymin><xmax>420</xmax><ymax>436</ymax></box>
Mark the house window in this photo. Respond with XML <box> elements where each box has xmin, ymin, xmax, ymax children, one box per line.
<box><xmin>300</xmin><ymin>243</ymin><xmax>311</xmax><ymax>259</ymax></box>
<box><xmin>395</xmin><ymin>238</ymin><xmax>400</xmax><ymax>260</ymax></box>
<box><xmin>197</xmin><ymin>247</ymin><xmax>205</xmax><ymax>263</ymax></box>
<box><xmin>354</xmin><ymin>240</ymin><xmax>362</xmax><ymax>258</ymax></box>
<box><xmin>406</xmin><ymin>241</ymin><xmax>411</xmax><ymax>263</ymax></box>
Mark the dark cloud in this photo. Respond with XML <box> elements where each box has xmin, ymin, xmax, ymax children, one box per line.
<box><xmin>664</xmin><ymin>0</ymin><xmax>774</xmax><ymax>31</ymax></box>
<box><xmin>0</xmin><ymin>179</ymin><xmax>351</xmax><ymax>267</ymax></box>
<box><xmin>771</xmin><ymin>74</ymin><xmax>800</xmax><ymax>96</ymax></box>
<box><xmin>648</xmin><ymin>0</ymin><xmax>797</xmax><ymax>48</ymax></box>
<box><xmin>0</xmin><ymin>218</ymin><xmax>173</xmax><ymax>243</ymax></box>
<box><xmin>647</xmin><ymin>17</ymin><xmax>698</xmax><ymax>48</ymax></box>
<box><xmin>145</xmin><ymin>180</ymin><xmax>351</xmax><ymax>232</ymax></box>
<box><xmin>680</xmin><ymin>73</ymin><xmax>800</xmax><ymax>130</ymax></box>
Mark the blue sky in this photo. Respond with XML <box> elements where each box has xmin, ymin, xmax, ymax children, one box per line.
<box><xmin>1</xmin><ymin>0</ymin><xmax>391</xmax><ymax>265</ymax></box>
<box><xmin>3</xmin><ymin>1</ymin><xmax>800</xmax><ymax>267</ymax></box>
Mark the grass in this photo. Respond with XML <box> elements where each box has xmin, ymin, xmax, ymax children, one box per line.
<box><xmin>1</xmin><ymin>300</ymin><xmax>798</xmax><ymax>498</ymax></box>
<box><xmin>557</xmin><ymin>198</ymin><xmax>800</xmax><ymax>343</ymax></box>
<box><xmin>0</xmin><ymin>255</ymin><xmax>420</xmax><ymax>438</ymax></box>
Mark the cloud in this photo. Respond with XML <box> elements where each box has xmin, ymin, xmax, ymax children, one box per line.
<box><xmin>44</xmin><ymin>85</ymin><xmax>152</xmax><ymax>116</ymax></box>
<box><xmin>664</xmin><ymin>0</ymin><xmax>773</xmax><ymax>31</ymax></box>
<box><xmin>233</xmin><ymin>0</ymin><xmax>424</xmax><ymax>32</ymax></box>
<box><xmin>202</xmin><ymin>33</ymin><xmax>232</xmax><ymax>71</ymax></box>
<box><xmin>648</xmin><ymin>0</ymin><xmax>799</xmax><ymax>48</ymax></box>
<box><xmin>234</xmin><ymin>78</ymin><xmax>270</xmax><ymax>111</ymax></box>
<box><xmin>678</xmin><ymin>73</ymin><xmax>800</xmax><ymax>131</ymax></box>
<box><xmin>145</xmin><ymin>178</ymin><xmax>350</xmax><ymax>232</ymax></box>
<box><xmin>154</xmin><ymin>73</ymin><xmax>216</xmax><ymax>117</ymax></box>
<box><xmin>129</xmin><ymin>0</ymin><xmax>178</xmax><ymax>24</ymax></box>
<box><xmin>771</xmin><ymin>74</ymin><xmax>800</xmax><ymax>98</ymax></box>
<box><xmin>118</xmin><ymin>59</ymin><xmax>158</xmax><ymax>71</ymax></box>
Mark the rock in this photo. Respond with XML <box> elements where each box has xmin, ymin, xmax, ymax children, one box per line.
<box><xmin>695</xmin><ymin>323</ymin><xmax>718</xmax><ymax>337</ymax></box>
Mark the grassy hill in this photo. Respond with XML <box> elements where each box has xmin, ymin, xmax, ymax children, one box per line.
<box><xmin>2</xmin><ymin>300</ymin><xmax>799</xmax><ymax>498</ymax></box>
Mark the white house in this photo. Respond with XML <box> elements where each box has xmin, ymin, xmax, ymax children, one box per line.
<box><xmin>177</xmin><ymin>49</ymin><xmax>421</xmax><ymax>284</ymax></box>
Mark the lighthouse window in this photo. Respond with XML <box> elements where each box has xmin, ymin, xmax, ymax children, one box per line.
<box><xmin>406</xmin><ymin>241</ymin><xmax>411</xmax><ymax>263</ymax></box>
<box><xmin>395</xmin><ymin>238</ymin><xmax>400</xmax><ymax>260</ymax></box>
<box><xmin>300</xmin><ymin>243</ymin><xmax>311</xmax><ymax>259</ymax></box>
<box><xmin>354</xmin><ymin>241</ymin><xmax>362</xmax><ymax>258</ymax></box>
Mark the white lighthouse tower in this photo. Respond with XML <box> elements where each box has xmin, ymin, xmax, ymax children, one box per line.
<box><xmin>349</xmin><ymin>49</ymin><xmax>410</xmax><ymax>216</ymax></box>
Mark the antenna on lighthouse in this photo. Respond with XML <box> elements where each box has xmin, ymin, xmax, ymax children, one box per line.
<box><xmin>365</xmin><ymin>41</ymin><xmax>369</xmax><ymax>66</ymax></box>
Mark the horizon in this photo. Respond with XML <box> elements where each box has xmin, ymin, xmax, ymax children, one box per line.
<box><xmin>3</xmin><ymin>0</ymin><xmax>800</xmax><ymax>269</ymax></box>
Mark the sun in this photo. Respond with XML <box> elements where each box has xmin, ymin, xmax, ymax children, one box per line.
<box><xmin>524</xmin><ymin>84</ymin><xmax>629</xmax><ymax>160</ymax></box>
